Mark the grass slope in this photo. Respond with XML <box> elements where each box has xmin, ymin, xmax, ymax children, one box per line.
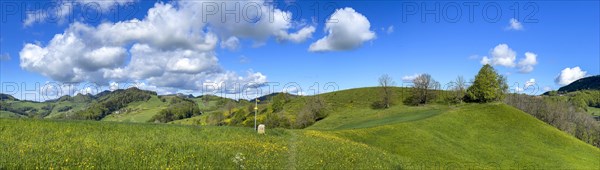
<box><xmin>1</xmin><ymin>103</ymin><xmax>599</xmax><ymax>169</ymax></box>
<box><xmin>0</xmin><ymin>119</ymin><xmax>397</xmax><ymax>169</ymax></box>
<box><xmin>308</xmin><ymin>104</ymin><xmax>446</xmax><ymax>130</ymax></box>
<box><xmin>0</xmin><ymin>100</ymin><xmax>51</xmax><ymax>118</ymax></box>
<box><xmin>101</xmin><ymin>96</ymin><xmax>167</xmax><ymax>122</ymax></box>
<box><xmin>328</xmin><ymin>103</ymin><xmax>600</xmax><ymax>169</ymax></box>
<box><xmin>1</xmin><ymin>87</ymin><xmax>599</xmax><ymax>169</ymax></box>
<box><xmin>0</xmin><ymin>111</ymin><xmax>23</xmax><ymax>118</ymax></box>
<box><xmin>587</xmin><ymin>106</ymin><xmax>600</xmax><ymax>116</ymax></box>
<box><xmin>44</xmin><ymin>100</ymin><xmax>89</xmax><ymax>119</ymax></box>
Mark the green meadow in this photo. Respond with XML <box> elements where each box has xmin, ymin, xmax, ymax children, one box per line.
<box><xmin>1</xmin><ymin>93</ymin><xmax>599</xmax><ymax>169</ymax></box>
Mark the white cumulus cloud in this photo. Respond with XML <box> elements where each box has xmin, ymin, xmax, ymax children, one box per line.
<box><xmin>19</xmin><ymin>1</ymin><xmax>312</xmax><ymax>94</ymax></box>
<box><xmin>81</xmin><ymin>47</ymin><xmax>128</xmax><ymax>71</ymax></box>
<box><xmin>221</xmin><ymin>37</ymin><xmax>240</xmax><ymax>51</ymax></box>
<box><xmin>481</xmin><ymin>44</ymin><xmax>516</xmax><ymax>67</ymax></box>
<box><xmin>555</xmin><ymin>67</ymin><xmax>587</xmax><ymax>86</ymax></box>
<box><xmin>187</xmin><ymin>0</ymin><xmax>315</xmax><ymax>44</ymax></box>
<box><xmin>525</xmin><ymin>78</ymin><xmax>536</xmax><ymax>88</ymax></box>
<box><xmin>517</xmin><ymin>52</ymin><xmax>538</xmax><ymax>73</ymax></box>
<box><xmin>506</xmin><ymin>18</ymin><xmax>524</xmax><ymax>31</ymax></box>
<box><xmin>309</xmin><ymin>7</ymin><xmax>376</xmax><ymax>52</ymax></box>
<box><xmin>24</xmin><ymin>0</ymin><xmax>137</xmax><ymax>27</ymax></box>
<box><xmin>278</xmin><ymin>26</ymin><xmax>316</xmax><ymax>43</ymax></box>
<box><xmin>402</xmin><ymin>74</ymin><xmax>422</xmax><ymax>83</ymax></box>
<box><xmin>109</xmin><ymin>82</ymin><xmax>119</xmax><ymax>91</ymax></box>
<box><xmin>480</xmin><ymin>44</ymin><xmax>538</xmax><ymax>74</ymax></box>
<box><xmin>76</xmin><ymin>0</ymin><xmax>136</xmax><ymax>10</ymax></box>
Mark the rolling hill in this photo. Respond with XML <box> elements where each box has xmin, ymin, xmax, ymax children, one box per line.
<box><xmin>555</xmin><ymin>75</ymin><xmax>600</xmax><ymax>93</ymax></box>
<box><xmin>0</xmin><ymin>87</ymin><xmax>599</xmax><ymax>169</ymax></box>
<box><xmin>0</xmin><ymin>93</ymin><xmax>17</xmax><ymax>101</ymax></box>
<box><xmin>0</xmin><ymin>88</ymin><xmax>231</xmax><ymax>122</ymax></box>
<box><xmin>252</xmin><ymin>92</ymin><xmax>299</xmax><ymax>103</ymax></box>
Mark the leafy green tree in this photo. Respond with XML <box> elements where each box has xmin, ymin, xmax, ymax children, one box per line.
<box><xmin>271</xmin><ymin>93</ymin><xmax>288</xmax><ymax>113</ymax></box>
<box><xmin>466</xmin><ymin>64</ymin><xmax>507</xmax><ymax>103</ymax></box>
<box><xmin>497</xmin><ymin>75</ymin><xmax>509</xmax><ymax>100</ymax></box>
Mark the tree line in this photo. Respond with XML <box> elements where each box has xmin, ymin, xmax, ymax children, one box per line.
<box><xmin>505</xmin><ymin>93</ymin><xmax>600</xmax><ymax>148</ymax></box>
<box><xmin>374</xmin><ymin>64</ymin><xmax>508</xmax><ymax>109</ymax></box>
<box><xmin>150</xmin><ymin>97</ymin><xmax>201</xmax><ymax>123</ymax></box>
<box><xmin>206</xmin><ymin>93</ymin><xmax>327</xmax><ymax>129</ymax></box>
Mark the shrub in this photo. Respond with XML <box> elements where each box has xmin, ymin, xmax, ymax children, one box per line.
<box><xmin>294</xmin><ymin>97</ymin><xmax>327</xmax><ymax>128</ymax></box>
<box><xmin>207</xmin><ymin>111</ymin><xmax>225</xmax><ymax>126</ymax></box>
<box><xmin>264</xmin><ymin>112</ymin><xmax>290</xmax><ymax>128</ymax></box>
<box><xmin>371</xmin><ymin>100</ymin><xmax>387</xmax><ymax>109</ymax></box>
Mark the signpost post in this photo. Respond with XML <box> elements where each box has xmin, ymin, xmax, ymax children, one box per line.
<box><xmin>254</xmin><ymin>98</ymin><xmax>259</xmax><ymax>131</ymax></box>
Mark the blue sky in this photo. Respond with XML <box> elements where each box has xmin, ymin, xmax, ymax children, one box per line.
<box><xmin>0</xmin><ymin>0</ymin><xmax>599</xmax><ymax>101</ymax></box>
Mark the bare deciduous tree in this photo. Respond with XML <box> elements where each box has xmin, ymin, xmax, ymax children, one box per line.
<box><xmin>378</xmin><ymin>74</ymin><xmax>395</xmax><ymax>109</ymax></box>
<box><xmin>409</xmin><ymin>74</ymin><xmax>439</xmax><ymax>105</ymax></box>
<box><xmin>451</xmin><ymin>76</ymin><xmax>467</xmax><ymax>103</ymax></box>
<box><xmin>454</xmin><ymin>76</ymin><xmax>466</xmax><ymax>92</ymax></box>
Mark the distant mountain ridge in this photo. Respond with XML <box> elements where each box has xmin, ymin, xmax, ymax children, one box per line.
<box><xmin>251</xmin><ymin>92</ymin><xmax>298</xmax><ymax>103</ymax></box>
<box><xmin>557</xmin><ymin>75</ymin><xmax>600</xmax><ymax>93</ymax></box>
<box><xmin>0</xmin><ymin>93</ymin><xmax>17</xmax><ymax>101</ymax></box>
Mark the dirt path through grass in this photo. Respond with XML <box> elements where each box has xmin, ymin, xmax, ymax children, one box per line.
<box><xmin>286</xmin><ymin>130</ymin><xmax>298</xmax><ymax>169</ymax></box>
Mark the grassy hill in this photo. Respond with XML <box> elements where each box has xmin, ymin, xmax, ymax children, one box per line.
<box><xmin>324</xmin><ymin>103</ymin><xmax>599</xmax><ymax>169</ymax></box>
<box><xmin>44</xmin><ymin>94</ymin><xmax>93</xmax><ymax>119</ymax></box>
<box><xmin>252</xmin><ymin>92</ymin><xmax>299</xmax><ymax>103</ymax></box>
<box><xmin>557</xmin><ymin>75</ymin><xmax>600</xmax><ymax>93</ymax></box>
<box><xmin>0</xmin><ymin>93</ymin><xmax>18</xmax><ymax>101</ymax></box>
<box><xmin>0</xmin><ymin>89</ymin><xmax>234</xmax><ymax>124</ymax></box>
<box><xmin>0</xmin><ymin>96</ymin><xmax>53</xmax><ymax>118</ymax></box>
<box><xmin>1</xmin><ymin>87</ymin><xmax>599</xmax><ymax>169</ymax></box>
<box><xmin>101</xmin><ymin>95</ymin><xmax>168</xmax><ymax>122</ymax></box>
<box><xmin>0</xmin><ymin>110</ymin><xmax>24</xmax><ymax>118</ymax></box>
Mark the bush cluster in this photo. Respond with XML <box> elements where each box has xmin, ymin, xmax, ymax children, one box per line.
<box><xmin>151</xmin><ymin>97</ymin><xmax>201</xmax><ymax>123</ymax></box>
